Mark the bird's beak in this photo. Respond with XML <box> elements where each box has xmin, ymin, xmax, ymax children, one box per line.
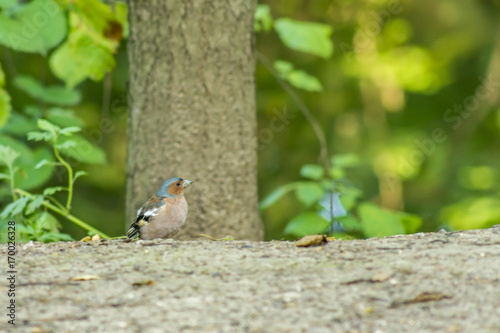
<box><xmin>183</xmin><ymin>180</ymin><xmax>194</xmax><ymax>188</ymax></box>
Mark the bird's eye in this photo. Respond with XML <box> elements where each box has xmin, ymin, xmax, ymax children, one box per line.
<box><xmin>176</xmin><ymin>182</ymin><xmax>181</xmax><ymax>186</ymax></box>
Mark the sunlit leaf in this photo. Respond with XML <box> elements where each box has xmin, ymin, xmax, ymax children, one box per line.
<box><xmin>274</xmin><ymin>18</ymin><xmax>333</xmax><ymax>58</ymax></box>
<box><xmin>287</xmin><ymin>70</ymin><xmax>322</xmax><ymax>92</ymax></box>
<box><xmin>37</xmin><ymin>119</ymin><xmax>60</xmax><ymax>132</ymax></box>
<box><xmin>284</xmin><ymin>212</ymin><xmax>330</xmax><ymax>237</ymax></box>
<box><xmin>254</xmin><ymin>4</ymin><xmax>273</xmax><ymax>32</ymax></box>
<box><xmin>50</xmin><ymin>33</ymin><xmax>115</xmax><ymax>87</ymax></box>
<box><xmin>0</xmin><ymin>89</ymin><xmax>11</xmax><ymax>128</ymax></box>
<box><xmin>50</xmin><ymin>12</ymin><xmax>117</xmax><ymax>87</ymax></box>
<box><xmin>358</xmin><ymin>202</ymin><xmax>405</xmax><ymax>238</ymax></box>
<box><xmin>400</xmin><ymin>213</ymin><xmax>422</xmax><ymax>234</ymax></box>
<box><xmin>274</xmin><ymin>60</ymin><xmax>294</xmax><ymax>76</ymax></box>
<box><xmin>0</xmin><ymin>0</ymin><xmax>67</xmax><ymax>54</ymax></box>
<box><xmin>274</xmin><ymin>60</ymin><xmax>323</xmax><ymax>92</ymax></box>
<box><xmin>296</xmin><ymin>182</ymin><xmax>324</xmax><ymax>207</ymax></box>
<box><xmin>73</xmin><ymin>170</ymin><xmax>88</xmax><ymax>182</ymax></box>
<box><xmin>300</xmin><ymin>164</ymin><xmax>324</xmax><ymax>180</ymax></box>
<box><xmin>59</xmin><ymin>126</ymin><xmax>82</xmax><ymax>136</ymax></box>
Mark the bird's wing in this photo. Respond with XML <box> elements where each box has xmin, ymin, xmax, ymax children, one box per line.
<box><xmin>126</xmin><ymin>195</ymin><xmax>165</xmax><ymax>238</ymax></box>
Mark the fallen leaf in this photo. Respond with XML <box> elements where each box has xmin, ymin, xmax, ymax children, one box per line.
<box><xmin>132</xmin><ymin>280</ymin><xmax>155</xmax><ymax>287</ymax></box>
<box><xmin>70</xmin><ymin>275</ymin><xmax>100</xmax><ymax>281</ymax></box>
<box><xmin>404</xmin><ymin>292</ymin><xmax>451</xmax><ymax>304</ymax></box>
<box><xmin>91</xmin><ymin>234</ymin><xmax>101</xmax><ymax>242</ymax></box>
<box><xmin>80</xmin><ymin>236</ymin><xmax>91</xmax><ymax>242</ymax></box>
<box><xmin>295</xmin><ymin>234</ymin><xmax>327</xmax><ymax>247</ymax></box>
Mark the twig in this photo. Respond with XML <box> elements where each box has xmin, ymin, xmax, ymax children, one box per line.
<box><xmin>256</xmin><ymin>52</ymin><xmax>331</xmax><ymax>175</ymax></box>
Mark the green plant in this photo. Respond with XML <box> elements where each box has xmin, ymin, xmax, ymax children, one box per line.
<box><xmin>255</xmin><ymin>6</ymin><xmax>422</xmax><ymax>239</ymax></box>
<box><xmin>0</xmin><ymin>118</ymin><xmax>110</xmax><ymax>242</ymax></box>
<box><xmin>260</xmin><ymin>153</ymin><xmax>422</xmax><ymax>239</ymax></box>
<box><xmin>0</xmin><ymin>0</ymin><xmax>125</xmax><ymax>242</ymax></box>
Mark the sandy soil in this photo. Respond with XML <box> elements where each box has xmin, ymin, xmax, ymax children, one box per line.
<box><xmin>2</xmin><ymin>226</ymin><xmax>500</xmax><ymax>333</ymax></box>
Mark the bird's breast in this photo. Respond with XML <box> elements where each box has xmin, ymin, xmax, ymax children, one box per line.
<box><xmin>140</xmin><ymin>196</ymin><xmax>188</xmax><ymax>240</ymax></box>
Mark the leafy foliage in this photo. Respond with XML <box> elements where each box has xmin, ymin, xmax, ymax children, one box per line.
<box><xmin>260</xmin><ymin>154</ymin><xmax>422</xmax><ymax>239</ymax></box>
<box><xmin>0</xmin><ymin>0</ymin><xmax>67</xmax><ymax>54</ymax></box>
<box><xmin>274</xmin><ymin>18</ymin><xmax>334</xmax><ymax>59</ymax></box>
<box><xmin>0</xmin><ymin>0</ymin><xmax>124</xmax><ymax>242</ymax></box>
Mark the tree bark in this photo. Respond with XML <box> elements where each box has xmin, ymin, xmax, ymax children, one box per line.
<box><xmin>126</xmin><ymin>0</ymin><xmax>262</xmax><ymax>240</ymax></box>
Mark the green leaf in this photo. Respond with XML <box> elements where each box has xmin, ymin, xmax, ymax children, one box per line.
<box><xmin>26</xmin><ymin>195</ymin><xmax>45</xmax><ymax>215</ymax></box>
<box><xmin>13</xmin><ymin>75</ymin><xmax>81</xmax><ymax>106</ymax></box>
<box><xmin>0</xmin><ymin>64</ymin><xmax>11</xmax><ymax>128</ymax></box>
<box><xmin>46</xmin><ymin>108</ymin><xmax>84</xmax><ymax>128</ymax></box>
<box><xmin>274</xmin><ymin>60</ymin><xmax>294</xmax><ymax>77</ymax></box>
<box><xmin>259</xmin><ymin>182</ymin><xmax>303</xmax><ymax>210</ymax></box>
<box><xmin>0</xmin><ymin>89</ymin><xmax>11</xmax><ymax>128</ymax></box>
<box><xmin>284</xmin><ymin>212</ymin><xmax>330</xmax><ymax>237</ymax></box>
<box><xmin>57</xmin><ymin>134</ymin><xmax>107</xmax><ymax>164</ymax></box>
<box><xmin>274</xmin><ymin>18</ymin><xmax>333</xmax><ymax>58</ymax></box>
<box><xmin>50</xmin><ymin>34</ymin><xmax>115</xmax><ymax>87</ymax></box>
<box><xmin>50</xmin><ymin>12</ymin><xmax>117</xmax><ymax>87</ymax></box>
<box><xmin>287</xmin><ymin>70</ymin><xmax>323</xmax><ymax>92</ymax></box>
<box><xmin>0</xmin><ymin>143</ymin><xmax>20</xmax><ymax>167</ymax></box>
<box><xmin>0</xmin><ymin>0</ymin><xmax>67</xmax><ymax>54</ymax></box>
<box><xmin>27</xmin><ymin>131</ymin><xmax>52</xmax><ymax>142</ymax></box>
<box><xmin>296</xmin><ymin>182</ymin><xmax>324</xmax><ymax>207</ymax></box>
<box><xmin>358</xmin><ymin>202</ymin><xmax>405</xmax><ymax>238</ymax></box>
<box><xmin>329</xmin><ymin>166</ymin><xmax>345</xmax><ymax>180</ymax></box>
<box><xmin>337</xmin><ymin>215</ymin><xmax>363</xmax><ymax>233</ymax></box>
<box><xmin>19</xmin><ymin>147</ymin><xmax>55</xmax><ymax>190</ymax></box>
<box><xmin>339</xmin><ymin>188</ymin><xmax>362</xmax><ymax>212</ymax></box>
<box><xmin>0</xmin><ymin>172</ymin><xmax>10</xmax><ymax>179</ymax></box>
<box><xmin>0</xmin><ymin>136</ymin><xmax>55</xmax><ymax>190</ymax></box>
<box><xmin>0</xmin><ymin>196</ymin><xmax>30</xmax><ymax>218</ymax></box>
<box><xmin>37</xmin><ymin>119</ymin><xmax>60</xmax><ymax>132</ymax></box>
<box><xmin>43</xmin><ymin>186</ymin><xmax>64</xmax><ymax>196</ymax></box>
<box><xmin>1</xmin><ymin>112</ymin><xmax>38</xmax><ymax>136</ymax></box>
<box><xmin>73</xmin><ymin>170</ymin><xmax>88</xmax><ymax>182</ymax></box>
<box><xmin>399</xmin><ymin>213</ymin><xmax>422</xmax><ymax>234</ymax></box>
<box><xmin>57</xmin><ymin>140</ymin><xmax>77</xmax><ymax>149</ymax></box>
<box><xmin>300</xmin><ymin>164</ymin><xmax>324</xmax><ymax>180</ymax></box>
<box><xmin>331</xmin><ymin>153</ymin><xmax>360</xmax><ymax>168</ymax></box>
<box><xmin>254</xmin><ymin>4</ymin><xmax>273</xmax><ymax>32</ymax></box>
<box><xmin>59</xmin><ymin>126</ymin><xmax>82</xmax><ymax>136</ymax></box>
<box><xmin>273</xmin><ymin>60</ymin><xmax>323</xmax><ymax>92</ymax></box>
<box><xmin>0</xmin><ymin>0</ymin><xmax>17</xmax><ymax>9</ymax></box>
<box><xmin>114</xmin><ymin>2</ymin><xmax>129</xmax><ymax>38</ymax></box>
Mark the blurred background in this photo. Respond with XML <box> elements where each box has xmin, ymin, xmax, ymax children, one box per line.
<box><xmin>0</xmin><ymin>0</ymin><xmax>499</xmax><ymax>241</ymax></box>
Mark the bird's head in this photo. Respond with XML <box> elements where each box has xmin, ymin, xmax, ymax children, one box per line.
<box><xmin>157</xmin><ymin>177</ymin><xmax>193</xmax><ymax>198</ymax></box>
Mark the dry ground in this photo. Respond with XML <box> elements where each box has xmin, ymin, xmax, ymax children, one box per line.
<box><xmin>1</xmin><ymin>226</ymin><xmax>500</xmax><ymax>333</ymax></box>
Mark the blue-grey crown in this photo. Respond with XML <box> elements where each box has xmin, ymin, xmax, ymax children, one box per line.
<box><xmin>157</xmin><ymin>177</ymin><xmax>183</xmax><ymax>198</ymax></box>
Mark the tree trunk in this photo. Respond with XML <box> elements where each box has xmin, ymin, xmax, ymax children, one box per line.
<box><xmin>126</xmin><ymin>0</ymin><xmax>262</xmax><ymax>240</ymax></box>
